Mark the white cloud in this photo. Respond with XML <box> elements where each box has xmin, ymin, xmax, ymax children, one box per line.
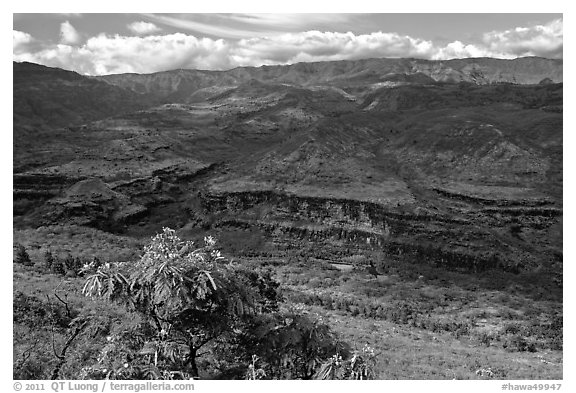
<box><xmin>13</xmin><ymin>18</ymin><xmax>563</xmax><ymax>75</ymax></box>
<box><xmin>431</xmin><ymin>40</ymin><xmax>510</xmax><ymax>60</ymax></box>
<box><xmin>141</xmin><ymin>14</ymin><xmax>279</xmax><ymax>39</ymax></box>
<box><xmin>222</xmin><ymin>13</ymin><xmax>354</xmax><ymax>29</ymax></box>
<box><xmin>14</xmin><ymin>33</ymin><xmax>233</xmax><ymax>75</ymax></box>
<box><xmin>143</xmin><ymin>13</ymin><xmax>361</xmax><ymax>39</ymax></box>
<box><xmin>60</xmin><ymin>21</ymin><xmax>81</xmax><ymax>45</ymax></box>
<box><xmin>127</xmin><ymin>21</ymin><xmax>162</xmax><ymax>36</ymax></box>
<box><xmin>13</xmin><ymin>30</ymin><xmax>33</xmax><ymax>54</ymax></box>
<box><xmin>232</xmin><ymin>31</ymin><xmax>437</xmax><ymax>66</ymax></box>
<box><xmin>482</xmin><ymin>18</ymin><xmax>563</xmax><ymax>58</ymax></box>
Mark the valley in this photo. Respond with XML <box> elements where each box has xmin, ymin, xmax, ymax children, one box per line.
<box><xmin>13</xmin><ymin>57</ymin><xmax>563</xmax><ymax>379</ymax></box>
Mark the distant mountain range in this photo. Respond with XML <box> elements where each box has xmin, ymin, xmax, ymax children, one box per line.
<box><xmin>14</xmin><ymin>57</ymin><xmax>563</xmax><ymax>131</ymax></box>
<box><xmin>93</xmin><ymin>56</ymin><xmax>563</xmax><ymax>102</ymax></box>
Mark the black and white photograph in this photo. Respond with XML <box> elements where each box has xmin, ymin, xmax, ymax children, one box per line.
<box><xmin>11</xmin><ymin>8</ymin><xmax>564</xmax><ymax>386</ymax></box>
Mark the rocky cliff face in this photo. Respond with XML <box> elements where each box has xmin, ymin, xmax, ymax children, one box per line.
<box><xmin>199</xmin><ymin>185</ymin><xmax>559</xmax><ymax>272</ymax></box>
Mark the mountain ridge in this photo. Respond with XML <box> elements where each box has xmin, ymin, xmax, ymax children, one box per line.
<box><xmin>88</xmin><ymin>56</ymin><xmax>563</xmax><ymax>102</ymax></box>
<box><xmin>13</xmin><ymin>61</ymin><xmax>155</xmax><ymax>130</ymax></box>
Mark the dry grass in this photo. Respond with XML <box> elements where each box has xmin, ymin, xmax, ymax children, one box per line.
<box><xmin>13</xmin><ymin>224</ymin><xmax>144</xmax><ymax>263</ymax></box>
<box><xmin>269</xmin><ymin>255</ymin><xmax>562</xmax><ymax>379</ymax></box>
<box><xmin>306</xmin><ymin>304</ymin><xmax>562</xmax><ymax>380</ymax></box>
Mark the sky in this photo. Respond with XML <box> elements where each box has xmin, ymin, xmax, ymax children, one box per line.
<box><xmin>13</xmin><ymin>13</ymin><xmax>563</xmax><ymax>76</ymax></box>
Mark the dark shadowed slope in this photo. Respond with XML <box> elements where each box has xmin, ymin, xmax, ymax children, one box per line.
<box><xmin>13</xmin><ymin>62</ymin><xmax>155</xmax><ymax>131</ymax></box>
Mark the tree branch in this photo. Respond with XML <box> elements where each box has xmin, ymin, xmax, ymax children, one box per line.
<box><xmin>50</xmin><ymin>320</ymin><xmax>89</xmax><ymax>380</ymax></box>
<box><xmin>45</xmin><ymin>295</ymin><xmax>61</xmax><ymax>360</ymax></box>
<box><xmin>53</xmin><ymin>292</ymin><xmax>72</xmax><ymax>319</ymax></box>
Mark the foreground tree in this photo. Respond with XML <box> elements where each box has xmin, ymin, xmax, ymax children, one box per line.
<box><xmin>82</xmin><ymin>228</ymin><xmax>343</xmax><ymax>379</ymax></box>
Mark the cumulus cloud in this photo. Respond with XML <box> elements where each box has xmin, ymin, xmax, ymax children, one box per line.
<box><xmin>482</xmin><ymin>18</ymin><xmax>563</xmax><ymax>59</ymax></box>
<box><xmin>59</xmin><ymin>21</ymin><xmax>81</xmax><ymax>45</ymax></box>
<box><xmin>14</xmin><ymin>33</ymin><xmax>233</xmax><ymax>75</ymax></box>
<box><xmin>13</xmin><ymin>18</ymin><xmax>563</xmax><ymax>75</ymax></box>
<box><xmin>431</xmin><ymin>41</ymin><xmax>509</xmax><ymax>60</ymax></box>
<box><xmin>233</xmin><ymin>31</ymin><xmax>436</xmax><ymax>66</ymax></box>
<box><xmin>13</xmin><ymin>30</ymin><xmax>33</xmax><ymax>54</ymax></box>
<box><xmin>127</xmin><ymin>21</ymin><xmax>162</xmax><ymax>36</ymax></box>
<box><xmin>13</xmin><ymin>31</ymin><xmax>435</xmax><ymax>75</ymax></box>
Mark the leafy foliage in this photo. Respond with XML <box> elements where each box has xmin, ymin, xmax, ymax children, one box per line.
<box><xmin>245</xmin><ymin>355</ymin><xmax>266</xmax><ymax>380</ymax></box>
<box><xmin>82</xmin><ymin>228</ymin><xmax>286</xmax><ymax>379</ymax></box>
<box><xmin>238</xmin><ymin>304</ymin><xmax>350</xmax><ymax>379</ymax></box>
<box><xmin>314</xmin><ymin>344</ymin><xmax>378</xmax><ymax>380</ymax></box>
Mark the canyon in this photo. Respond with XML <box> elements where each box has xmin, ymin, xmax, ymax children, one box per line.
<box><xmin>13</xmin><ymin>57</ymin><xmax>563</xmax><ymax>278</ymax></box>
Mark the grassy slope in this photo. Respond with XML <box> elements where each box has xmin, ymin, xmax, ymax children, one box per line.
<box><xmin>310</xmin><ymin>305</ymin><xmax>562</xmax><ymax>380</ymax></box>
<box><xmin>13</xmin><ymin>226</ymin><xmax>563</xmax><ymax>380</ymax></box>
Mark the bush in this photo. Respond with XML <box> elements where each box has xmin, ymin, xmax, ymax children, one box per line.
<box><xmin>51</xmin><ymin>258</ymin><xmax>66</xmax><ymax>275</ymax></box>
<box><xmin>314</xmin><ymin>344</ymin><xmax>378</xmax><ymax>380</ymax></box>
<box><xmin>43</xmin><ymin>251</ymin><xmax>55</xmax><ymax>271</ymax></box>
<box><xmin>478</xmin><ymin>332</ymin><xmax>494</xmax><ymax>347</ymax></box>
<box><xmin>240</xmin><ymin>304</ymin><xmax>350</xmax><ymax>379</ymax></box>
<box><xmin>505</xmin><ymin>335</ymin><xmax>536</xmax><ymax>352</ymax></box>
<box><xmin>63</xmin><ymin>254</ymin><xmax>77</xmax><ymax>272</ymax></box>
<box><xmin>15</xmin><ymin>244</ymin><xmax>32</xmax><ymax>266</ymax></box>
<box><xmin>503</xmin><ymin>323</ymin><xmax>522</xmax><ymax>335</ymax></box>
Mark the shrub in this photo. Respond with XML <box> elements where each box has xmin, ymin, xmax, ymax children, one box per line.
<box><xmin>15</xmin><ymin>244</ymin><xmax>32</xmax><ymax>266</ymax></box>
<box><xmin>51</xmin><ymin>258</ymin><xmax>66</xmax><ymax>275</ymax></box>
<box><xmin>91</xmin><ymin>256</ymin><xmax>102</xmax><ymax>269</ymax></box>
<box><xmin>503</xmin><ymin>323</ymin><xmax>522</xmax><ymax>335</ymax></box>
<box><xmin>479</xmin><ymin>332</ymin><xmax>494</xmax><ymax>347</ymax></box>
<box><xmin>314</xmin><ymin>344</ymin><xmax>378</xmax><ymax>380</ymax></box>
<box><xmin>505</xmin><ymin>335</ymin><xmax>536</xmax><ymax>352</ymax></box>
<box><xmin>63</xmin><ymin>254</ymin><xmax>77</xmax><ymax>272</ymax></box>
<box><xmin>453</xmin><ymin>323</ymin><xmax>470</xmax><ymax>339</ymax></box>
<box><xmin>240</xmin><ymin>304</ymin><xmax>350</xmax><ymax>379</ymax></box>
<box><xmin>43</xmin><ymin>251</ymin><xmax>55</xmax><ymax>271</ymax></box>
